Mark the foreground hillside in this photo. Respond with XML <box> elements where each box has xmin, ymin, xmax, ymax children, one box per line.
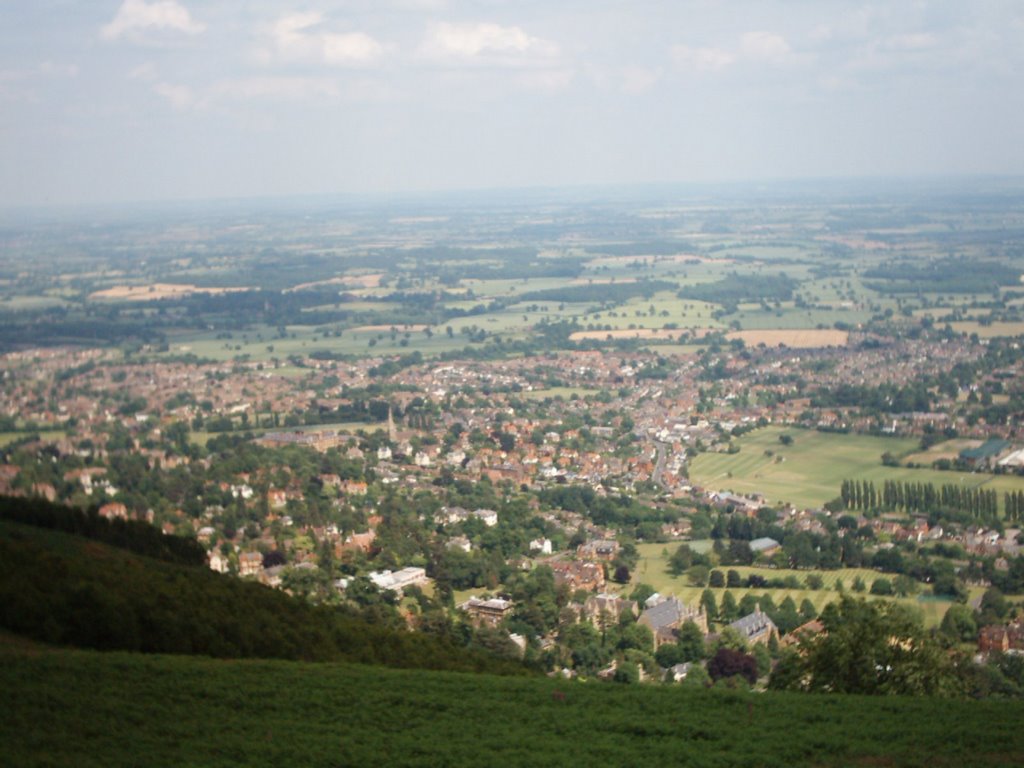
<box><xmin>4</xmin><ymin>644</ymin><xmax>1024</xmax><ymax>768</ymax></box>
<box><xmin>0</xmin><ymin>515</ymin><xmax>521</xmax><ymax>675</ymax></box>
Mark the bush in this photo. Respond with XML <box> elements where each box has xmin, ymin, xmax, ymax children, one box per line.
<box><xmin>707</xmin><ymin>647</ymin><xmax>758</xmax><ymax>686</ymax></box>
<box><xmin>870</xmin><ymin>578</ymin><xmax>893</xmax><ymax>596</ymax></box>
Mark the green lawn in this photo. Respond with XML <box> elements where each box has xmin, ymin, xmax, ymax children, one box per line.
<box><xmin>689</xmin><ymin>426</ymin><xmax>1024</xmax><ymax>510</ymax></box>
<box><xmin>0</xmin><ymin>430</ymin><xmax>65</xmax><ymax>447</ymax></box>
<box><xmin>627</xmin><ymin>542</ymin><xmax>952</xmax><ymax>627</ymax></box>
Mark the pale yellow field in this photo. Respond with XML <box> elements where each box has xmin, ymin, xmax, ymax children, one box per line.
<box><xmin>950</xmin><ymin>321</ymin><xmax>1024</xmax><ymax>339</ymax></box>
<box><xmin>287</xmin><ymin>273</ymin><xmax>384</xmax><ymax>292</ymax></box>
<box><xmin>726</xmin><ymin>329</ymin><xmax>849</xmax><ymax>348</ymax></box>
<box><xmin>351</xmin><ymin>323</ymin><xmax>429</xmax><ymax>333</ymax></box>
<box><xmin>89</xmin><ymin>283</ymin><xmax>248</xmax><ymax>301</ymax></box>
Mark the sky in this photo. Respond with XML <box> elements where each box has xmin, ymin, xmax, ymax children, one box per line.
<box><xmin>1</xmin><ymin>0</ymin><xmax>1023</xmax><ymax>207</ymax></box>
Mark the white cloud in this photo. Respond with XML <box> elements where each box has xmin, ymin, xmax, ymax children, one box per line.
<box><xmin>262</xmin><ymin>12</ymin><xmax>385</xmax><ymax>67</ymax></box>
<box><xmin>101</xmin><ymin>0</ymin><xmax>205</xmax><ymax>41</ymax></box>
<box><xmin>621</xmin><ymin>66</ymin><xmax>661</xmax><ymax>94</ymax></box>
<box><xmin>419</xmin><ymin>22</ymin><xmax>559</xmax><ymax>65</ymax></box>
<box><xmin>739</xmin><ymin>31</ymin><xmax>792</xmax><ymax>63</ymax></box>
<box><xmin>154</xmin><ymin>81</ymin><xmax>193</xmax><ymax>108</ymax></box>
<box><xmin>128</xmin><ymin>62</ymin><xmax>158</xmax><ymax>81</ymax></box>
<box><xmin>673</xmin><ymin>31</ymin><xmax>799</xmax><ymax>74</ymax></box>
<box><xmin>671</xmin><ymin>45</ymin><xmax>735</xmax><ymax>72</ymax></box>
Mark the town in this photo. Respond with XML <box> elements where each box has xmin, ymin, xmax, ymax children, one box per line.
<box><xmin>2</xmin><ymin>186</ymin><xmax>1024</xmax><ymax>690</ymax></box>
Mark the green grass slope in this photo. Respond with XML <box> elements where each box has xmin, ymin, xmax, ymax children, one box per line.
<box><xmin>0</xmin><ymin>518</ymin><xmax>521</xmax><ymax>675</ymax></box>
<box><xmin>4</xmin><ymin>647</ymin><xmax>1023</xmax><ymax>768</ymax></box>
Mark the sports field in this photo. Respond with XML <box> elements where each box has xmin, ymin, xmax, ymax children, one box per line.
<box><xmin>688</xmin><ymin>426</ymin><xmax>1024</xmax><ymax>510</ymax></box>
<box><xmin>628</xmin><ymin>543</ymin><xmax>959</xmax><ymax>627</ymax></box>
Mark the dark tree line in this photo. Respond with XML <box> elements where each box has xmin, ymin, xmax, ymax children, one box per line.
<box><xmin>0</xmin><ymin>494</ymin><xmax>205</xmax><ymax>566</ymax></box>
<box><xmin>841</xmin><ymin>479</ymin><xmax>1001</xmax><ymax>521</ymax></box>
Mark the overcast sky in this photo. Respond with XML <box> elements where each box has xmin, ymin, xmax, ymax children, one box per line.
<box><xmin>2</xmin><ymin>1</ymin><xmax>1023</xmax><ymax>207</ymax></box>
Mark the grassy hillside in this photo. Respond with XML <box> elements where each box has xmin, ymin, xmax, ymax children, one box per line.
<box><xmin>4</xmin><ymin>645</ymin><xmax>1024</xmax><ymax>767</ymax></box>
<box><xmin>0</xmin><ymin>518</ymin><xmax>522</xmax><ymax>675</ymax></box>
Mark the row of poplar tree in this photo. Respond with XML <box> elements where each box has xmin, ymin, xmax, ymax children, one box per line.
<box><xmin>839</xmin><ymin>478</ymin><xmax>1014</xmax><ymax>521</ymax></box>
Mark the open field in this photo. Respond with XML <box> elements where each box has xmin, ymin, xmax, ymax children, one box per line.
<box><xmin>688</xmin><ymin>427</ymin><xmax>1024</xmax><ymax>510</ymax></box>
<box><xmin>950</xmin><ymin>321</ymin><xmax>1024</xmax><ymax>339</ymax></box>
<box><xmin>164</xmin><ymin>322</ymin><xmax>480</xmax><ymax>362</ymax></box>
<box><xmin>570</xmin><ymin>328</ymin><xmax>704</xmax><ymax>341</ymax></box>
<box><xmin>287</xmin><ymin>273</ymin><xmax>384</xmax><ymax>292</ymax></box>
<box><xmin>729</xmin><ymin>304</ymin><xmax>871</xmax><ymax>330</ymax></box>
<box><xmin>88</xmin><ymin>283</ymin><xmax>250</xmax><ymax>301</ymax></box>
<box><xmin>6</xmin><ymin>647</ymin><xmax>1024</xmax><ymax>767</ymax></box>
<box><xmin>0</xmin><ymin>295</ymin><xmax>71</xmax><ymax>310</ymax></box>
<box><xmin>0</xmin><ymin>430</ymin><xmax>65</xmax><ymax>448</ymax></box>
<box><xmin>629</xmin><ymin>543</ymin><xmax>954</xmax><ymax>627</ymax></box>
<box><xmin>902</xmin><ymin>439</ymin><xmax>983</xmax><ymax>466</ymax></box>
<box><xmin>189</xmin><ymin>421</ymin><xmax>383</xmax><ymax>446</ymax></box>
<box><xmin>351</xmin><ymin>323</ymin><xmax>430</xmax><ymax>333</ymax></box>
<box><xmin>519</xmin><ymin>387</ymin><xmax>603</xmax><ymax>401</ymax></box>
<box><xmin>725</xmin><ymin>329</ymin><xmax>848</xmax><ymax>348</ymax></box>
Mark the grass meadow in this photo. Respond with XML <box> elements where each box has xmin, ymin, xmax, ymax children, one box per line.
<box><xmin>627</xmin><ymin>543</ymin><xmax>957</xmax><ymax>628</ymax></box>
<box><xmin>688</xmin><ymin>426</ymin><xmax>1024</xmax><ymax>511</ymax></box>
<box><xmin>5</xmin><ymin>644</ymin><xmax>1024</xmax><ymax>767</ymax></box>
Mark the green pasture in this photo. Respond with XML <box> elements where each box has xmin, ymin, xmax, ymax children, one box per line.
<box><xmin>901</xmin><ymin>439</ymin><xmax>983</xmax><ymax>466</ymax></box>
<box><xmin>628</xmin><ymin>543</ymin><xmax>953</xmax><ymax>627</ymax></box>
<box><xmin>438</xmin><ymin>301</ymin><xmax>590</xmax><ymax>339</ymax></box>
<box><xmin>0</xmin><ymin>295</ymin><xmax>71</xmax><ymax>310</ymax></box>
<box><xmin>713</xmin><ymin>244</ymin><xmax>817</xmax><ymax>261</ymax></box>
<box><xmin>576</xmin><ymin>291</ymin><xmax>722</xmax><ymax>331</ymax></box>
<box><xmin>729</xmin><ymin>303</ymin><xmax>870</xmax><ymax>331</ymax></box>
<box><xmin>0</xmin><ymin>430</ymin><xmax>66</xmax><ymax>447</ymax></box>
<box><xmin>189</xmin><ymin>420</ymin><xmax>383</xmax><ymax>446</ymax></box>
<box><xmin>951</xmin><ymin>321</ymin><xmax>1024</xmax><ymax>339</ymax></box>
<box><xmin>519</xmin><ymin>386</ymin><xmax>602</xmax><ymax>401</ymax></box>
<box><xmin>688</xmin><ymin>427</ymin><xmax>1024</xmax><ymax>511</ymax></box>
<box><xmin>458</xmin><ymin>276</ymin><xmax>576</xmax><ymax>300</ymax></box>
<box><xmin>164</xmin><ymin>322</ymin><xmax>476</xmax><ymax>362</ymax></box>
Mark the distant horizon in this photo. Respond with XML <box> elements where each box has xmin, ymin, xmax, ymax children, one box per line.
<box><xmin>6</xmin><ymin>173</ymin><xmax>1024</xmax><ymax>219</ymax></box>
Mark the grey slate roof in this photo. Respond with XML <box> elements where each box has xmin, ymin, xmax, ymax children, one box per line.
<box><xmin>641</xmin><ymin>597</ymin><xmax>685</xmax><ymax>631</ymax></box>
<box><xmin>729</xmin><ymin>608</ymin><xmax>777</xmax><ymax>640</ymax></box>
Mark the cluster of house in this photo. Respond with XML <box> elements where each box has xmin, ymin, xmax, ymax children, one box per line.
<box><xmin>978</xmin><ymin>620</ymin><xmax>1024</xmax><ymax>655</ymax></box>
<box><xmin>458</xmin><ymin>585</ymin><xmax>782</xmax><ymax>676</ymax></box>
